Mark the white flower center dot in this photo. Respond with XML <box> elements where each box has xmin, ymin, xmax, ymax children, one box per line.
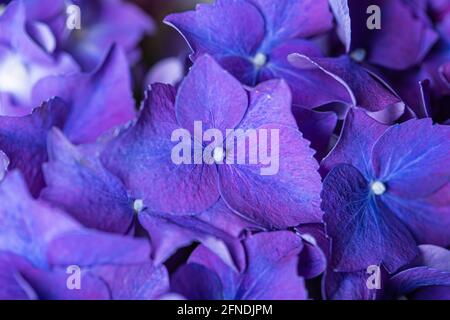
<box><xmin>213</xmin><ymin>147</ymin><xmax>225</xmax><ymax>163</ymax></box>
<box><xmin>371</xmin><ymin>181</ymin><xmax>386</xmax><ymax>195</ymax></box>
<box><xmin>133</xmin><ymin>199</ymin><xmax>144</xmax><ymax>212</ymax></box>
<box><xmin>252</xmin><ymin>53</ymin><xmax>267</xmax><ymax>68</ymax></box>
<box><xmin>350</xmin><ymin>48</ymin><xmax>366</xmax><ymax>62</ymax></box>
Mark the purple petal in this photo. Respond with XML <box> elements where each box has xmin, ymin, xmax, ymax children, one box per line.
<box><xmin>32</xmin><ymin>45</ymin><xmax>135</xmax><ymax>144</ymax></box>
<box><xmin>293</xmin><ymin>107</ymin><xmax>337</xmax><ymax>161</ymax></box>
<box><xmin>266</xmin><ymin>42</ymin><xmax>353</xmax><ymax>108</ymax></box>
<box><xmin>322</xmin><ymin>164</ymin><xmax>418</xmax><ymax>272</ymax></box>
<box><xmin>235</xmin><ymin>231</ymin><xmax>307</xmax><ymax>300</ymax></box>
<box><xmin>298</xmin><ymin>241</ymin><xmax>327</xmax><ymax>279</ymax></box>
<box><xmin>219</xmin><ymin>125</ymin><xmax>322</xmax><ymax>228</ymax></box>
<box><xmin>41</xmin><ymin>129</ymin><xmax>134</xmax><ymax>233</ymax></box>
<box><xmin>248</xmin><ymin>0</ymin><xmax>333</xmax><ymax>43</ymax></box>
<box><xmin>289</xmin><ymin>54</ymin><xmax>405</xmax><ymax>122</ymax></box>
<box><xmin>321</xmin><ymin>108</ymin><xmax>388</xmax><ymax>177</ymax></box>
<box><xmin>171</xmin><ymin>263</ymin><xmax>225</xmax><ymax>300</ymax></box>
<box><xmin>372</xmin><ymin>119</ymin><xmax>450</xmax><ymax>199</ymax></box>
<box><xmin>164</xmin><ymin>0</ymin><xmax>264</xmax><ymax>61</ymax></box>
<box><xmin>0</xmin><ymin>98</ymin><xmax>68</xmax><ymax>196</ymax></box>
<box><xmin>0</xmin><ymin>171</ymin><xmax>80</xmax><ymax>268</ymax></box>
<box><xmin>176</xmin><ymin>55</ymin><xmax>248</xmax><ymax>136</ymax></box>
<box><xmin>91</xmin><ymin>263</ymin><xmax>169</xmax><ymax>300</ymax></box>
<box><xmin>329</xmin><ymin>0</ymin><xmax>351</xmax><ymax>52</ymax></box>
<box><xmin>47</xmin><ymin>231</ymin><xmax>151</xmax><ymax>267</ymax></box>
<box><xmin>176</xmin><ymin>231</ymin><xmax>307</xmax><ymax>300</ymax></box>
<box><xmin>0</xmin><ymin>253</ymin><xmax>37</xmax><ymax>300</ymax></box>
<box><xmin>100</xmin><ymin>84</ymin><xmax>219</xmax><ymax>214</ymax></box>
<box><xmin>350</xmin><ymin>0</ymin><xmax>438</xmax><ymax>70</ymax></box>
<box><xmin>138</xmin><ymin>199</ymin><xmax>253</xmax><ymax>272</ymax></box>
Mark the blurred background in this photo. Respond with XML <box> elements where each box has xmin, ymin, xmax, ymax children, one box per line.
<box><xmin>131</xmin><ymin>0</ymin><xmax>209</xmax><ymax>68</ymax></box>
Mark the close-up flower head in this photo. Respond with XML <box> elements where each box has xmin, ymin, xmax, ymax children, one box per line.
<box><xmin>0</xmin><ymin>0</ymin><xmax>449</xmax><ymax>305</ymax></box>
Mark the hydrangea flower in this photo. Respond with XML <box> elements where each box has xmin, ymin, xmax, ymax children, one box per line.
<box><xmin>101</xmin><ymin>54</ymin><xmax>323</xmax><ymax>229</ymax></box>
<box><xmin>321</xmin><ymin>109</ymin><xmax>450</xmax><ymax>273</ymax></box>
<box><xmin>0</xmin><ymin>0</ymin><xmax>449</xmax><ymax>301</ymax></box>
<box><xmin>165</xmin><ymin>0</ymin><xmax>354</xmax><ymax>109</ymax></box>
<box><xmin>0</xmin><ymin>171</ymin><xmax>169</xmax><ymax>300</ymax></box>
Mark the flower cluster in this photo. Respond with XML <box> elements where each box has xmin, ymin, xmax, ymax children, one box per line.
<box><xmin>0</xmin><ymin>0</ymin><xmax>449</xmax><ymax>300</ymax></box>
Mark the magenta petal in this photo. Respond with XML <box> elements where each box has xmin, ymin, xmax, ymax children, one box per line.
<box><xmin>175</xmin><ymin>55</ymin><xmax>248</xmax><ymax>136</ymax></box>
<box><xmin>381</xmin><ymin>184</ymin><xmax>450</xmax><ymax>247</ymax></box>
<box><xmin>0</xmin><ymin>98</ymin><xmax>68</xmax><ymax>196</ymax></box>
<box><xmin>32</xmin><ymin>45</ymin><xmax>135</xmax><ymax>144</ymax></box>
<box><xmin>41</xmin><ymin>129</ymin><xmax>134</xmax><ymax>233</ymax></box>
<box><xmin>101</xmin><ymin>84</ymin><xmax>220</xmax><ymax>214</ymax></box>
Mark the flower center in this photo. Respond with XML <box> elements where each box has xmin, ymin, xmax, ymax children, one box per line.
<box><xmin>350</xmin><ymin>48</ymin><xmax>366</xmax><ymax>62</ymax></box>
<box><xmin>370</xmin><ymin>181</ymin><xmax>386</xmax><ymax>195</ymax></box>
<box><xmin>213</xmin><ymin>146</ymin><xmax>225</xmax><ymax>163</ymax></box>
<box><xmin>133</xmin><ymin>199</ymin><xmax>144</xmax><ymax>213</ymax></box>
<box><xmin>252</xmin><ymin>52</ymin><xmax>267</xmax><ymax>68</ymax></box>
